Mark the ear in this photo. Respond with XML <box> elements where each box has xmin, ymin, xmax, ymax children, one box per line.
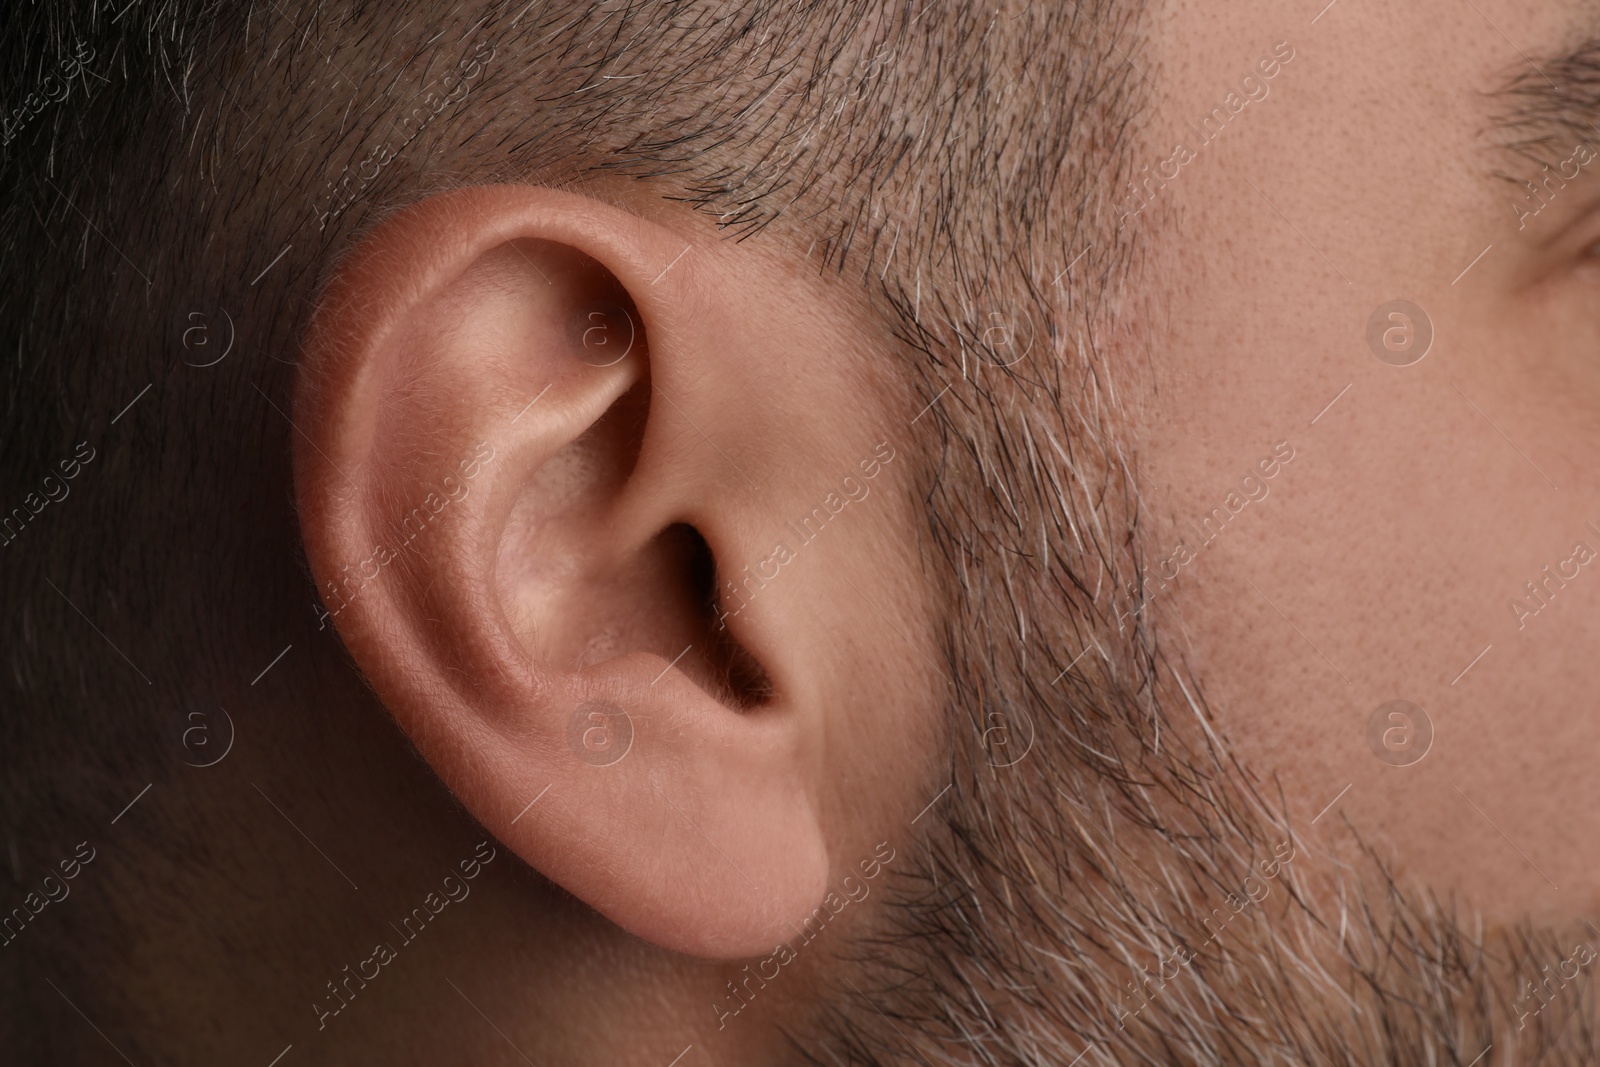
<box><xmin>293</xmin><ymin>185</ymin><xmax>926</xmax><ymax>958</ymax></box>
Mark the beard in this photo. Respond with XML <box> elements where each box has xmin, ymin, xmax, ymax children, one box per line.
<box><xmin>784</xmin><ymin>217</ymin><xmax>1600</xmax><ymax>1067</ymax></box>
<box><xmin>789</xmin><ymin>335</ymin><xmax>1600</xmax><ymax>1063</ymax></box>
<box><xmin>784</xmin><ymin>133</ymin><xmax>1600</xmax><ymax>1067</ymax></box>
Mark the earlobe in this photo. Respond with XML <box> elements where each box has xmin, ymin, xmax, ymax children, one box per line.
<box><xmin>294</xmin><ymin>185</ymin><xmax>832</xmax><ymax>958</ymax></box>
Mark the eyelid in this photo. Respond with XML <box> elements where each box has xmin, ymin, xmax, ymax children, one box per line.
<box><xmin>1515</xmin><ymin>183</ymin><xmax>1600</xmax><ymax>250</ymax></box>
<box><xmin>1516</xmin><ymin>180</ymin><xmax>1600</xmax><ymax>271</ymax></box>
<box><xmin>1553</xmin><ymin>188</ymin><xmax>1600</xmax><ymax>244</ymax></box>
<box><xmin>1563</xmin><ymin>199</ymin><xmax>1600</xmax><ymax>261</ymax></box>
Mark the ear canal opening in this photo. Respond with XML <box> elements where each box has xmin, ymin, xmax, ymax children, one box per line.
<box><xmin>672</xmin><ymin>523</ymin><xmax>774</xmax><ymax>710</ymax></box>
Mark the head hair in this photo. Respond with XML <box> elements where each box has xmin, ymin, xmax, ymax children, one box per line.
<box><xmin>6</xmin><ymin>3</ymin><xmax>1595</xmax><ymax>1065</ymax></box>
<box><xmin>0</xmin><ymin>0</ymin><xmax>1151</xmax><ymax>1054</ymax></box>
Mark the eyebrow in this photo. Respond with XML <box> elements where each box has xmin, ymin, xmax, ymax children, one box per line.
<box><xmin>1488</xmin><ymin>35</ymin><xmax>1600</xmax><ymax>171</ymax></box>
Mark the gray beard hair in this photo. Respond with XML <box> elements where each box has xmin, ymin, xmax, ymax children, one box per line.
<box><xmin>788</xmin><ymin>262</ymin><xmax>1599</xmax><ymax>1067</ymax></box>
<box><xmin>800</xmin><ymin>619</ymin><xmax>1600</xmax><ymax>1066</ymax></box>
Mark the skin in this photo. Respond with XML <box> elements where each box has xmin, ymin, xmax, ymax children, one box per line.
<box><xmin>20</xmin><ymin>2</ymin><xmax>1600</xmax><ymax>1063</ymax></box>
<box><xmin>1140</xmin><ymin>0</ymin><xmax>1600</xmax><ymax>923</ymax></box>
<box><xmin>288</xmin><ymin>185</ymin><xmax>933</xmax><ymax>1065</ymax></box>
